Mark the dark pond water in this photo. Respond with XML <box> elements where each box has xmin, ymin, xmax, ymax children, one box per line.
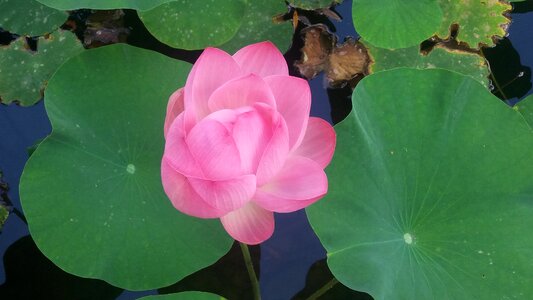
<box><xmin>0</xmin><ymin>1</ymin><xmax>532</xmax><ymax>299</ymax></box>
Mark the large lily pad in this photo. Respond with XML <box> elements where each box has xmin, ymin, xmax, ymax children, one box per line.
<box><xmin>0</xmin><ymin>30</ymin><xmax>84</xmax><ymax>106</ymax></box>
<box><xmin>138</xmin><ymin>0</ymin><xmax>246</xmax><ymax>50</ymax></box>
<box><xmin>218</xmin><ymin>0</ymin><xmax>293</xmax><ymax>54</ymax></box>
<box><xmin>19</xmin><ymin>44</ymin><xmax>233</xmax><ymax>290</ymax></box>
<box><xmin>352</xmin><ymin>0</ymin><xmax>443</xmax><ymax>49</ymax></box>
<box><xmin>437</xmin><ymin>0</ymin><xmax>511</xmax><ymax>49</ymax></box>
<box><xmin>307</xmin><ymin>68</ymin><xmax>533</xmax><ymax>299</ymax></box>
<box><xmin>35</xmin><ymin>0</ymin><xmax>175</xmax><ymax>11</ymax></box>
<box><xmin>365</xmin><ymin>42</ymin><xmax>489</xmax><ymax>87</ymax></box>
<box><xmin>0</xmin><ymin>0</ymin><xmax>67</xmax><ymax>36</ymax></box>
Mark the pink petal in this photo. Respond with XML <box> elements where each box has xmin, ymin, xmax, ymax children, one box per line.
<box><xmin>220</xmin><ymin>202</ymin><xmax>274</xmax><ymax>245</ymax></box>
<box><xmin>186</xmin><ymin>114</ymin><xmax>242</xmax><ymax>180</ymax></box>
<box><xmin>264</xmin><ymin>75</ymin><xmax>311</xmax><ymax>150</ymax></box>
<box><xmin>208</xmin><ymin>74</ymin><xmax>277</xmax><ymax>112</ymax></box>
<box><xmin>231</xmin><ymin>104</ymin><xmax>277</xmax><ymax>174</ymax></box>
<box><xmin>188</xmin><ymin>175</ymin><xmax>256</xmax><ymax>212</ymax></box>
<box><xmin>232</xmin><ymin>41</ymin><xmax>288</xmax><ymax>77</ymax></box>
<box><xmin>292</xmin><ymin>117</ymin><xmax>336</xmax><ymax>168</ymax></box>
<box><xmin>161</xmin><ymin>158</ymin><xmax>227</xmax><ymax>218</ymax></box>
<box><xmin>164</xmin><ymin>113</ymin><xmax>204</xmax><ymax>178</ymax></box>
<box><xmin>184</xmin><ymin>48</ymin><xmax>243</xmax><ymax>130</ymax></box>
<box><xmin>255</xmin><ymin>111</ymin><xmax>290</xmax><ymax>186</ymax></box>
<box><xmin>164</xmin><ymin>88</ymin><xmax>185</xmax><ymax>138</ymax></box>
<box><xmin>254</xmin><ymin>156</ymin><xmax>327</xmax><ymax>213</ymax></box>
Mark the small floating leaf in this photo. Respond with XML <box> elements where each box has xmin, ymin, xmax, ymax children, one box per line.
<box><xmin>0</xmin><ymin>30</ymin><xmax>84</xmax><ymax>106</ymax></box>
<box><xmin>308</xmin><ymin>68</ymin><xmax>533</xmax><ymax>299</ymax></box>
<box><xmin>0</xmin><ymin>0</ymin><xmax>67</xmax><ymax>36</ymax></box>
<box><xmin>352</xmin><ymin>0</ymin><xmax>443</xmax><ymax>49</ymax></box>
<box><xmin>19</xmin><ymin>44</ymin><xmax>233</xmax><ymax>290</ymax></box>
<box><xmin>138</xmin><ymin>0</ymin><xmax>246</xmax><ymax>50</ymax></box>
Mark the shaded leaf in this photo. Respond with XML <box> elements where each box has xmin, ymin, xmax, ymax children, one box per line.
<box><xmin>0</xmin><ymin>30</ymin><xmax>84</xmax><ymax>106</ymax></box>
<box><xmin>19</xmin><ymin>44</ymin><xmax>234</xmax><ymax>290</ymax></box>
<box><xmin>0</xmin><ymin>0</ymin><xmax>67</xmax><ymax>36</ymax></box>
<box><xmin>141</xmin><ymin>291</ymin><xmax>223</xmax><ymax>300</ymax></box>
<box><xmin>293</xmin><ymin>259</ymin><xmax>372</xmax><ymax>300</ymax></box>
<box><xmin>308</xmin><ymin>68</ymin><xmax>533</xmax><ymax>299</ymax></box>
<box><xmin>138</xmin><ymin>0</ymin><xmax>246</xmax><ymax>50</ymax></box>
<box><xmin>159</xmin><ymin>242</ymin><xmax>260</xmax><ymax>300</ymax></box>
<box><xmin>0</xmin><ymin>236</ymin><xmax>123</xmax><ymax>299</ymax></box>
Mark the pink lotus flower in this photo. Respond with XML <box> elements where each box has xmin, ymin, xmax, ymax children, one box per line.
<box><xmin>161</xmin><ymin>41</ymin><xmax>336</xmax><ymax>245</ymax></box>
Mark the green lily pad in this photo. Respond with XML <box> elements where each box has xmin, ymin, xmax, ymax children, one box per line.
<box><xmin>352</xmin><ymin>0</ymin><xmax>443</xmax><ymax>49</ymax></box>
<box><xmin>0</xmin><ymin>31</ymin><xmax>84</xmax><ymax>106</ymax></box>
<box><xmin>288</xmin><ymin>0</ymin><xmax>342</xmax><ymax>9</ymax></box>
<box><xmin>19</xmin><ymin>44</ymin><xmax>233</xmax><ymax>290</ymax></box>
<box><xmin>365</xmin><ymin>41</ymin><xmax>489</xmax><ymax>87</ymax></box>
<box><xmin>307</xmin><ymin>68</ymin><xmax>533</xmax><ymax>299</ymax></box>
<box><xmin>514</xmin><ymin>94</ymin><xmax>533</xmax><ymax>129</ymax></box>
<box><xmin>141</xmin><ymin>292</ymin><xmax>223</xmax><ymax>300</ymax></box>
<box><xmin>437</xmin><ymin>0</ymin><xmax>511</xmax><ymax>49</ymax></box>
<box><xmin>0</xmin><ymin>171</ymin><xmax>7</xmax><ymax>231</ymax></box>
<box><xmin>218</xmin><ymin>0</ymin><xmax>293</xmax><ymax>54</ymax></box>
<box><xmin>0</xmin><ymin>0</ymin><xmax>67</xmax><ymax>36</ymax></box>
<box><xmin>35</xmin><ymin>0</ymin><xmax>175</xmax><ymax>11</ymax></box>
<box><xmin>138</xmin><ymin>0</ymin><xmax>246</xmax><ymax>50</ymax></box>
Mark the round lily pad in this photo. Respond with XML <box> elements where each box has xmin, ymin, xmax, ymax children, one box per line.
<box><xmin>0</xmin><ymin>31</ymin><xmax>84</xmax><ymax>106</ymax></box>
<box><xmin>307</xmin><ymin>68</ymin><xmax>533</xmax><ymax>299</ymax></box>
<box><xmin>0</xmin><ymin>0</ymin><xmax>67</xmax><ymax>36</ymax></box>
<box><xmin>19</xmin><ymin>44</ymin><xmax>233</xmax><ymax>290</ymax></box>
<box><xmin>138</xmin><ymin>0</ymin><xmax>246</xmax><ymax>50</ymax></box>
<box><xmin>218</xmin><ymin>0</ymin><xmax>293</xmax><ymax>54</ymax></box>
<box><xmin>35</xmin><ymin>0</ymin><xmax>175</xmax><ymax>11</ymax></box>
<box><xmin>352</xmin><ymin>0</ymin><xmax>443</xmax><ymax>49</ymax></box>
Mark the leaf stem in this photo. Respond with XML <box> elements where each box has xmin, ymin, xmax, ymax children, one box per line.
<box><xmin>306</xmin><ymin>278</ymin><xmax>339</xmax><ymax>300</ymax></box>
<box><xmin>239</xmin><ymin>242</ymin><xmax>261</xmax><ymax>300</ymax></box>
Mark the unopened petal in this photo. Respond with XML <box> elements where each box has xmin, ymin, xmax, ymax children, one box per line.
<box><xmin>161</xmin><ymin>158</ymin><xmax>227</xmax><ymax>218</ymax></box>
<box><xmin>184</xmin><ymin>48</ymin><xmax>242</xmax><ymax>129</ymax></box>
<box><xmin>186</xmin><ymin>116</ymin><xmax>242</xmax><ymax>180</ymax></box>
<box><xmin>164</xmin><ymin>113</ymin><xmax>204</xmax><ymax>178</ymax></box>
<box><xmin>255</xmin><ymin>111</ymin><xmax>290</xmax><ymax>185</ymax></box>
<box><xmin>232</xmin><ymin>41</ymin><xmax>288</xmax><ymax>77</ymax></box>
<box><xmin>188</xmin><ymin>175</ymin><xmax>256</xmax><ymax>212</ymax></box>
<box><xmin>208</xmin><ymin>74</ymin><xmax>277</xmax><ymax>112</ymax></box>
<box><xmin>220</xmin><ymin>202</ymin><xmax>274</xmax><ymax>245</ymax></box>
<box><xmin>254</xmin><ymin>156</ymin><xmax>327</xmax><ymax>213</ymax></box>
<box><xmin>164</xmin><ymin>88</ymin><xmax>185</xmax><ymax>138</ymax></box>
<box><xmin>264</xmin><ymin>75</ymin><xmax>311</xmax><ymax>150</ymax></box>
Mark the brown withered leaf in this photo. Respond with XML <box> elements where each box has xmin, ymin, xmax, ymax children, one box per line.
<box><xmin>295</xmin><ymin>24</ymin><xmax>370</xmax><ymax>88</ymax></box>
